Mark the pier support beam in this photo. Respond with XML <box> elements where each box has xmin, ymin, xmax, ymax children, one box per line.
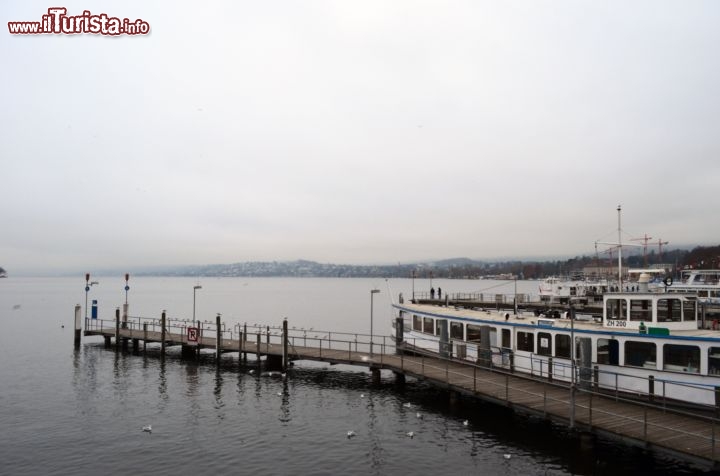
<box><xmin>160</xmin><ymin>310</ymin><xmax>166</xmax><ymax>356</ymax></box>
<box><xmin>256</xmin><ymin>333</ymin><xmax>261</xmax><ymax>369</ymax></box>
<box><xmin>216</xmin><ymin>314</ymin><xmax>222</xmax><ymax>365</ymax></box>
<box><xmin>132</xmin><ymin>338</ymin><xmax>139</xmax><ymax>354</ymax></box>
<box><xmin>143</xmin><ymin>323</ymin><xmax>147</xmax><ymax>353</ymax></box>
<box><xmin>282</xmin><ymin>318</ymin><xmax>289</xmax><ymax>372</ymax></box>
<box><xmin>114</xmin><ymin>307</ymin><xmax>120</xmax><ymax>351</ymax></box>
<box><xmin>371</xmin><ymin>367</ymin><xmax>381</xmax><ymax>385</ymax></box>
<box><xmin>394</xmin><ymin>371</ymin><xmax>406</xmax><ymax>385</ymax></box>
<box><xmin>74</xmin><ymin>304</ymin><xmax>82</xmax><ymax>348</ymax></box>
<box><xmin>104</xmin><ymin>335</ymin><xmax>111</xmax><ymax>347</ymax></box>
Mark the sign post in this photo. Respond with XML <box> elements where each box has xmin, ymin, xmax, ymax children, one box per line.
<box><xmin>187</xmin><ymin>327</ymin><xmax>199</xmax><ymax>346</ymax></box>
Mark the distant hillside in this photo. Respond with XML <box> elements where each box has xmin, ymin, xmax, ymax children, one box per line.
<box><xmin>129</xmin><ymin>245</ymin><xmax>716</xmax><ymax>279</ymax></box>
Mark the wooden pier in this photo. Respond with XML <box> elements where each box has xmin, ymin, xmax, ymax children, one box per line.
<box><xmin>76</xmin><ymin>306</ymin><xmax>720</xmax><ymax>468</ymax></box>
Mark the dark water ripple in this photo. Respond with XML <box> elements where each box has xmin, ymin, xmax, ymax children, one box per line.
<box><xmin>1</xmin><ymin>277</ymin><xmax>719</xmax><ymax>475</ymax></box>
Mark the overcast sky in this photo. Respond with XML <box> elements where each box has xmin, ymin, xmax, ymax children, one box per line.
<box><xmin>2</xmin><ymin>1</ymin><xmax>720</xmax><ymax>273</ymax></box>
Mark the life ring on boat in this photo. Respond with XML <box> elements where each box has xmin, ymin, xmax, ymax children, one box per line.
<box><xmin>663</xmin><ymin>276</ymin><xmax>673</xmax><ymax>287</ymax></box>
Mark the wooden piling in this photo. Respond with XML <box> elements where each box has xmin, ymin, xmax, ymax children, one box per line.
<box><xmin>115</xmin><ymin>307</ymin><xmax>120</xmax><ymax>350</ymax></box>
<box><xmin>74</xmin><ymin>304</ymin><xmax>82</xmax><ymax>348</ymax></box>
<box><xmin>216</xmin><ymin>313</ymin><xmax>222</xmax><ymax>364</ymax></box>
<box><xmin>282</xmin><ymin>319</ymin><xmax>289</xmax><ymax>371</ymax></box>
<box><xmin>371</xmin><ymin>368</ymin><xmax>381</xmax><ymax>385</ymax></box>
<box><xmin>143</xmin><ymin>323</ymin><xmax>147</xmax><ymax>352</ymax></box>
<box><xmin>256</xmin><ymin>333</ymin><xmax>261</xmax><ymax>367</ymax></box>
<box><xmin>160</xmin><ymin>310</ymin><xmax>166</xmax><ymax>356</ymax></box>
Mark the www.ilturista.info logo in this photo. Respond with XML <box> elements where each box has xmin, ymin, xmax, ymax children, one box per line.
<box><xmin>8</xmin><ymin>8</ymin><xmax>150</xmax><ymax>36</ymax></box>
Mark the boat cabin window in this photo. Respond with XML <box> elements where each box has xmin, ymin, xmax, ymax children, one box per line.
<box><xmin>490</xmin><ymin>327</ymin><xmax>497</xmax><ymax>348</ymax></box>
<box><xmin>606</xmin><ymin>298</ymin><xmax>627</xmax><ymax>320</ymax></box>
<box><xmin>630</xmin><ymin>299</ymin><xmax>651</xmax><ymax>322</ymax></box>
<box><xmin>517</xmin><ymin>331</ymin><xmax>534</xmax><ymax>352</ymax></box>
<box><xmin>413</xmin><ymin>315</ymin><xmax>422</xmax><ymax>332</ymax></box>
<box><xmin>450</xmin><ymin>322</ymin><xmax>464</xmax><ymax>340</ymax></box>
<box><xmin>501</xmin><ymin>329</ymin><xmax>511</xmax><ymax>349</ymax></box>
<box><xmin>708</xmin><ymin>347</ymin><xmax>720</xmax><ymax>375</ymax></box>
<box><xmin>624</xmin><ymin>341</ymin><xmax>656</xmax><ymax>368</ymax></box>
<box><xmin>663</xmin><ymin>344</ymin><xmax>700</xmax><ymax>373</ymax></box>
<box><xmin>682</xmin><ymin>300</ymin><xmax>696</xmax><ymax>322</ymax></box>
<box><xmin>423</xmin><ymin>317</ymin><xmax>434</xmax><ymax>334</ymax></box>
<box><xmin>657</xmin><ymin>299</ymin><xmax>681</xmax><ymax>322</ymax></box>
<box><xmin>597</xmin><ymin>338</ymin><xmax>619</xmax><ymax>365</ymax></box>
<box><xmin>537</xmin><ymin>332</ymin><xmax>552</xmax><ymax>356</ymax></box>
<box><xmin>467</xmin><ymin>324</ymin><xmax>482</xmax><ymax>343</ymax></box>
<box><xmin>555</xmin><ymin>334</ymin><xmax>571</xmax><ymax>358</ymax></box>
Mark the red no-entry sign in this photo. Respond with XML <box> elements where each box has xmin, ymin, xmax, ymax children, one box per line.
<box><xmin>187</xmin><ymin>327</ymin><xmax>199</xmax><ymax>345</ymax></box>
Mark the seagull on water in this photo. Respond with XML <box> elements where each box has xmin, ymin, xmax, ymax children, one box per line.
<box><xmin>463</xmin><ymin>420</ymin><xmax>469</xmax><ymax>426</ymax></box>
<box><xmin>142</xmin><ymin>425</ymin><xmax>152</xmax><ymax>433</ymax></box>
<box><xmin>503</xmin><ymin>454</ymin><xmax>511</xmax><ymax>460</ymax></box>
<box><xmin>403</xmin><ymin>403</ymin><xmax>412</xmax><ymax>408</ymax></box>
<box><xmin>360</xmin><ymin>394</ymin><xmax>365</xmax><ymax>398</ymax></box>
<box><xmin>416</xmin><ymin>412</ymin><xmax>423</xmax><ymax>419</ymax></box>
<box><xmin>406</xmin><ymin>431</ymin><xmax>415</xmax><ymax>438</ymax></box>
<box><xmin>347</xmin><ymin>430</ymin><xmax>356</xmax><ymax>438</ymax></box>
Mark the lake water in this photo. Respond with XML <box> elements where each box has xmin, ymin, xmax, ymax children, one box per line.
<box><xmin>0</xmin><ymin>276</ymin><xmax>716</xmax><ymax>475</ymax></box>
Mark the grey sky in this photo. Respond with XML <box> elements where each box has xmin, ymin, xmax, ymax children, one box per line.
<box><xmin>2</xmin><ymin>1</ymin><xmax>719</xmax><ymax>273</ymax></box>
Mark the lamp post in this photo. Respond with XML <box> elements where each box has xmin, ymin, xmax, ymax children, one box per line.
<box><xmin>569</xmin><ymin>299</ymin><xmax>576</xmax><ymax>428</ymax></box>
<box><xmin>84</xmin><ymin>273</ymin><xmax>90</xmax><ymax>319</ymax></box>
<box><xmin>193</xmin><ymin>285</ymin><xmax>202</xmax><ymax>326</ymax></box>
<box><xmin>370</xmin><ymin>289</ymin><xmax>380</xmax><ymax>357</ymax></box>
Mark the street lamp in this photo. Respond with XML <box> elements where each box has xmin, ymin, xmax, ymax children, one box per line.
<box><xmin>193</xmin><ymin>285</ymin><xmax>202</xmax><ymax>326</ymax></box>
<box><xmin>370</xmin><ymin>289</ymin><xmax>380</xmax><ymax>357</ymax></box>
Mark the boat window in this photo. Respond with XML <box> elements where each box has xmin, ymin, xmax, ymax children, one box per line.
<box><xmin>517</xmin><ymin>331</ymin><xmax>534</xmax><ymax>352</ymax></box>
<box><xmin>606</xmin><ymin>298</ymin><xmax>627</xmax><ymax>320</ymax></box>
<box><xmin>413</xmin><ymin>315</ymin><xmax>422</xmax><ymax>332</ymax></box>
<box><xmin>682</xmin><ymin>300</ymin><xmax>696</xmax><ymax>322</ymax></box>
<box><xmin>630</xmin><ymin>299</ymin><xmax>651</xmax><ymax>322</ymax></box>
<box><xmin>624</xmin><ymin>341</ymin><xmax>656</xmax><ymax>368</ymax></box>
<box><xmin>664</xmin><ymin>344</ymin><xmax>700</xmax><ymax>373</ymax></box>
<box><xmin>657</xmin><ymin>299</ymin><xmax>681</xmax><ymax>322</ymax></box>
<box><xmin>450</xmin><ymin>321</ymin><xmax>464</xmax><ymax>340</ymax></box>
<box><xmin>489</xmin><ymin>327</ymin><xmax>497</xmax><ymax>348</ymax></box>
<box><xmin>537</xmin><ymin>332</ymin><xmax>552</xmax><ymax>356</ymax></box>
<box><xmin>467</xmin><ymin>324</ymin><xmax>482</xmax><ymax>343</ymax></box>
<box><xmin>423</xmin><ymin>317</ymin><xmax>434</xmax><ymax>334</ymax></box>
<box><xmin>501</xmin><ymin>329</ymin><xmax>511</xmax><ymax>348</ymax></box>
<box><xmin>556</xmin><ymin>334</ymin><xmax>571</xmax><ymax>358</ymax></box>
<box><xmin>597</xmin><ymin>338</ymin><xmax>619</xmax><ymax>365</ymax></box>
<box><xmin>709</xmin><ymin>347</ymin><xmax>720</xmax><ymax>375</ymax></box>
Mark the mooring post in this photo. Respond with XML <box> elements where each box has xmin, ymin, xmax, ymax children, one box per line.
<box><xmin>115</xmin><ymin>307</ymin><xmax>120</xmax><ymax>350</ymax></box>
<box><xmin>160</xmin><ymin>310</ymin><xmax>166</xmax><ymax>356</ymax></box>
<box><xmin>143</xmin><ymin>322</ymin><xmax>148</xmax><ymax>352</ymax></box>
<box><xmin>256</xmin><ymin>333</ymin><xmax>261</xmax><ymax>367</ymax></box>
<box><xmin>282</xmin><ymin>318</ymin><xmax>289</xmax><ymax>372</ymax></box>
<box><xmin>243</xmin><ymin>323</ymin><xmax>248</xmax><ymax>363</ymax></box>
<box><xmin>74</xmin><ymin>304</ymin><xmax>82</xmax><ymax>348</ymax></box>
<box><xmin>266</xmin><ymin>325</ymin><xmax>270</xmax><ymax>351</ymax></box>
<box><xmin>216</xmin><ymin>313</ymin><xmax>222</xmax><ymax>364</ymax></box>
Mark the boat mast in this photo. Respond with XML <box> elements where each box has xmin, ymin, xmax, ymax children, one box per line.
<box><xmin>617</xmin><ymin>205</ymin><xmax>622</xmax><ymax>288</ymax></box>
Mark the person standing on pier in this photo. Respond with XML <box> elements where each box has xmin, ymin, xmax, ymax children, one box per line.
<box><xmin>430</xmin><ymin>287</ymin><xmax>435</xmax><ymax>299</ymax></box>
<box><xmin>438</xmin><ymin>287</ymin><xmax>442</xmax><ymax>299</ymax></box>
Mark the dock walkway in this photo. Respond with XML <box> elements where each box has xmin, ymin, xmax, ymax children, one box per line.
<box><xmin>79</xmin><ymin>310</ymin><xmax>720</xmax><ymax>468</ymax></box>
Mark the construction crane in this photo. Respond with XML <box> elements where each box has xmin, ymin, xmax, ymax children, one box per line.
<box><xmin>631</xmin><ymin>234</ymin><xmax>653</xmax><ymax>267</ymax></box>
<box><xmin>656</xmin><ymin>238</ymin><xmax>669</xmax><ymax>260</ymax></box>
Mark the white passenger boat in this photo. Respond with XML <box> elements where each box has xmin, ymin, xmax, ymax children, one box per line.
<box><xmin>392</xmin><ymin>286</ymin><xmax>720</xmax><ymax>409</ymax></box>
<box><xmin>666</xmin><ymin>269</ymin><xmax>720</xmax><ymax>306</ymax></box>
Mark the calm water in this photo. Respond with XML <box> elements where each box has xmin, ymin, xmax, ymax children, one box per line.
<box><xmin>0</xmin><ymin>276</ymin><xmax>716</xmax><ymax>475</ymax></box>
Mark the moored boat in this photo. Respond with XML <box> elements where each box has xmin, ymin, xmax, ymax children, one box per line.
<box><xmin>392</xmin><ymin>288</ymin><xmax>720</xmax><ymax>409</ymax></box>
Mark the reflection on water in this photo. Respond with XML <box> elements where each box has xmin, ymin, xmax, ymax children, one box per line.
<box><xmin>0</xmin><ymin>277</ymin><xmax>716</xmax><ymax>475</ymax></box>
